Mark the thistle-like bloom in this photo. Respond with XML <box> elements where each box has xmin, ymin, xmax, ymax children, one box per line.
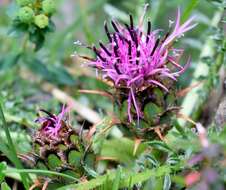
<box><xmin>35</xmin><ymin>105</ymin><xmax>69</xmax><ymax>138</ymax></box>
<box><xmin>85</xmin><ymin>9</ymin><xmax>196</xmax><ymax>122</ymax></box>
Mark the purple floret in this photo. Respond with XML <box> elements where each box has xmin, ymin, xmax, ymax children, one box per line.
<box><xmin>86</xmin><ymin>8</ymin><xmax>196</xmax><ymax>122</ymax></box>
<box><xmin>35</xmin><ymin>105</ymin><xmax>69</xmax><ymax>138</ymax></box>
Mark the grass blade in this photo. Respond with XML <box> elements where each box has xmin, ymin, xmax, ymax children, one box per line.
<box><xmin>112</xmin><ymin>167</ymin><xmax>121</xmax><ymax>190</ymax></box>
<box><xmin>0</xmin><ymin>103</ymin><xmax>30</xmax><ymax>189</ymax></box>
<box><xmin>182</xmin><ymin>0</ymin><xmax>200</xmax><ymax>23</ymax></box>
<box><xmin>5</xmin><ymin>168</ymin><xmax>79</xmax><ymax>182</ymax></box>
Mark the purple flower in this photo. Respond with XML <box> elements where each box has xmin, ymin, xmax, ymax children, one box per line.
<box><xmin>85</xmin><ymin>8</ymin><xmax>196</xmax><ymax>122</ymax></box>
<box><xmin>35</xmin><ymin>105</ymin><xmax>69</xmax><ymax>138</ymax></box>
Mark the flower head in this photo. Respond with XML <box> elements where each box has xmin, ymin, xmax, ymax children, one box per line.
<box><xmin>42</xmin><ymin>0</ymin><xmax>56</xmax><ymax>14</ymax></box>
<box><xmin>35</xmin><ymin>105</ymin><xmax>69</xmax><ymax>138</ymax></box>
<box><xmin>34</xmin><ymin>14</ymin><xmax>49</xmax><ymax>29</ymax></box>
<box><xmin>18</xmin><ymin>6</ymin><xmax>34</xmax><ymax>23</ymax></box>
<box><xmin>84</xmin><ymin>8</ymin><xmax>196</xmax><ymax>122</ymax></box>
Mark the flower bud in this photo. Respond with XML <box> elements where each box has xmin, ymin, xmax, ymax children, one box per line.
<box><xmin>16</xmin><ymin>0</ymin><xmax>33</xmax><ymax>6</ymax></box>
<box><xmin>18</xmin><ymin>6</ymin><xmax>34</xmax><ymax>23</ymax></box>
<box><xmin>42</xmin><ymin>0</ymin><xmax>56</xmax><ymax>14</ymax></box>
<box><xmin>34</xmin><ymin>14</ymin><xmax>49</xmax><ymax>29</ymax></box>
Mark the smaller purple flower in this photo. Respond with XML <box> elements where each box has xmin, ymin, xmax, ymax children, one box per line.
<box><xmin>35</xmin><ymin>105</ymin><xmax>69</xmax><ymax>138</ymax></box>
<box><xmin>83</xmin><ymin>8</ymin><xmax>196</xmax><ymax>122</ymax></box>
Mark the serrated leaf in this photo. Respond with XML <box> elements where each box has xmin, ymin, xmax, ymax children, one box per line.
<box><xmin>56</xmin><ymin>166</ymin><xmax>172</xmax><ymax>190</ymax></box>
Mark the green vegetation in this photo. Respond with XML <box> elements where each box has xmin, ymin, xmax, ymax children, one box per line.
<box><xmin>0</xmin><ymin>0</ymin><xmax>225</xmax><ymax>189</ymax></box>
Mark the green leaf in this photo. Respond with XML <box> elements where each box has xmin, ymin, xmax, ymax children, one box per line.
<box><xmin>144</xmin><ymin>176</ymin><xmax>163</xmax><ymax>190</ymax></box>
<box><xmin>68</xmin><ymin>150</ymin><xmax>82</xmax><ymax>167</ymax></box>
<box><xmin>165</xmin><ymin>93</ymin><xmax>175</xmax><ymax>107</ymax></box>
<box><xmin>46</xmin><ymin>20</ymin><xmax>56</xmax><ymax>32</ymax></box>
<box><xmin>36</xmin><ymin>161</ymin><xmax>48</xmax><ymax>171</ymax></box>
<box><xmin>5</xmin><ymin>168</ymin><xmax>78</xmax><ymax>182</ymax></box>
<box><xmin>145</xmin><ymin>141</ymin><xmax>173</xmax><ymax>153</ymax></box>
<box><xmin>152</xmin><ymin>88</ymin><xmax>164</xmax><ymax>106</ymax></box>
<box><xmin>62</xmin><ymin>170</ymin><xmax>80</xmax><ymax>181</ymax></box>
<box><xmin>8</xmin><ymin>19</ymin><xmax>28</xmax><ymax>37</ymax></box>
<box><xmin>112</xmin><ymin>167</ymin><xmax>122</xmax><ymax>190</ymax></box>
<box><xmin>47</xmin><ymin>65</ymin><xmax>76</xmax><ymax>86</ymax></box>
<box><xmin>172</xmin><ymin>120</ymin><xmax>187</xmax><ymax>138</ymax></box>
<box><xmin>171</xmin><ymin>175</ymin><xmax>185</xmax><ymax>188</ymax></box>
<box><xmin>0</xmin><ymin>103</ymin><xmax>30</xmax><ymax>189</ymax></box>
<box><xmin>100</xmin><ymin>137</ymin><xmax>146</xmax><ymax>166</ymax></box>
<box><xmin>163</xmin><ymin>174</ymin><xmax>171</xmax><ymax>190</ymax></box>
<box><xmin>139</xmin><ymin>120</ymin><xmax>150</xmax><ymax>129</ymax></box>
<box><xmin>1</xmin><ymin>182</ymin><xmax>11</xmax><ymax>190</ymax></box>
<box><xmin>92</xmin><ymin>117</ymin><xmax>113</xmax><ymax>154</ymax></box>
<box><xmin>0</xmin><ymin>142</ymin><xmax>14</xmax><ymax>168</ymax></box>
<box><xmin>144</xmin><ymin>102</ymin><xmax>163</xmax><ymax>123</ymax></box>
<box><xmin>25</xmin><ymin>56</ymin><xmax>75</xmax><ymax>85</ymax></box>
<box><xmin>83</xmin><ymin>165</ymin><xmax>99</xmax><ymax>178</ymax></box>
<box><xmin>26</xmin><ymin>57</ymin><xmax>50</xmax><ymax>77</ymax></box>
<box><xmin>145</xmin><ymin>155</ymin><xmax>159</xmax><ymax>167</ymax></box>
<box><xmin>0</xmin><ymin>53</ymin><xmax>21</xmax><ymax>71</ymax></box>
<box><xmin>166</xmin><ymin>154</ymin><xmax>180</xmax><ymax>166</ymax></box>
<box><xmin>0</xmin><ymin>162</ymin><xmax>7</xmax><ymax>183</ymax></box>
<box><xmin>29</xmin><ymin>30</ymin><xmax>45</xmax><ymax>51</ymax></box>
<box><xmin>118</xmin><ymin>100</ymin><xmax>128</xmax><ymax>121</ymax></box>
<box><xmin>47</xmin><ymin>154</ymin><xmax>62</xmax><ymax>169</ymax></box>
<box><xmin>56</xmin><ymin>166</ymin><xmax>171</xmax><ymax>190</ymax></box>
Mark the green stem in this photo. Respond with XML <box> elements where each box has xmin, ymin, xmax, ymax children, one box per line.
<box><xmin>21</xmin><ymin>34</ymin><xmax>29</xmax><ymax>54</ymax></box>
<box><xmin>178</xmin><ymin>9</ymin><xmax>224</xmax><ymax>126</ymax></box>
<box><xmin>5</xmin><ymin>168</ymin><xmax>79</xmax><ymax>182</ymax></box>
<box><xmin>0</xmin><ymin>104</ymin><xmax>30</xmax><ymax>189</ymax></box>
